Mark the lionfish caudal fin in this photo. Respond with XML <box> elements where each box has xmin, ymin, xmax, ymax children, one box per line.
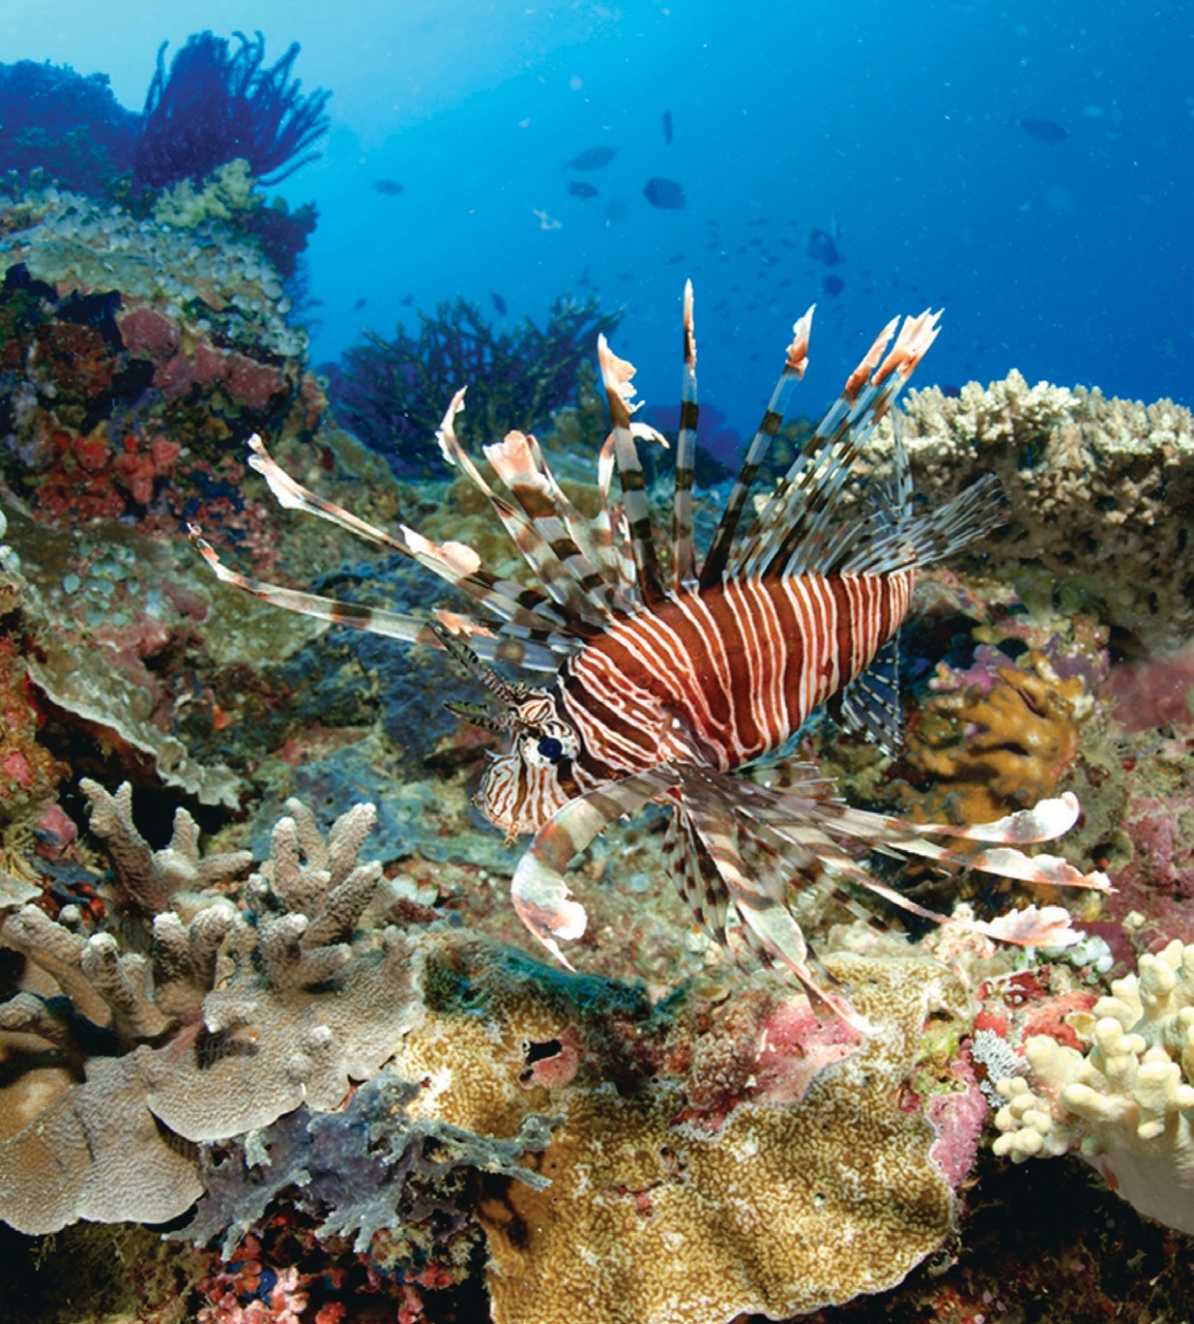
<box><xmin>511</xmin><ymin>766</ymin><xmax>1111</xmax><ymax>1030</ymax></box>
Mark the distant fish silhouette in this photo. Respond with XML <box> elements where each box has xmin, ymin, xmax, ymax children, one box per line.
<box><xmin>351</xmin><ymin>297</ymin><xmax>368</xmax><ymax>311</ymax></box>
<box><xmin>491</xmin><ymin>291</ymin><xmax>508</xmax><ymax>315</ymax></box>
<box><xmin>807</xmin><ymin>228</ymin><xmax>841</xmax><ymax>265</ymax></box>
<box><xmin>373</xmin><ymin>179</ymin><xmax>404</xmax><ymax>196</ymax></box>
<box><xmin>643</xmin><ymin>177</ymin><xmax>686</xmax><ymax>210</ymax></box>
<box><xmin>1019</xmin><ymin>118</ymin><xmax>1068</xmax><ymax>144</ymax></box>
<box><xmin>663</xmin><ymin>110</ymin><xmax>673</xmax><ymax>145</ymax></box>
<box><xmin>568</xmin><ymin>180</ymin><xmax>599</xmax><ymax>199</ymax></box>
<box><xmin>566</xmin><ymin>146</ymin><xmax>617</xmax><ymax>171</ymax></box>
<box><xmin>399</xmin><ymin>295</ymin><xmax>414</xmax><ymax>307</ymax></box>
<box><xmin>822</xmin><ymin>274</ymin><xmax>845</xmax><ymax>297</ymax></box>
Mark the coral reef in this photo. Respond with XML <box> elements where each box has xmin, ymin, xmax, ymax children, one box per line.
<box><xmin>992</xmin><ymin>939</ymin><xmax>1194</xmax><ymax>1236</ymax></box>
<box><xmin>466</xmin><ymin>948</ymin><xmax>980</xmax><ymax>1324</ymax></box>
<box><xmin>0</xmin><ymin>785</ymin><xmax>419</xmax><ymax>1234</ymax></box>
<box><xmin>134</xmin><ymin>31</ymin><xmax>330</xmax><ymax>191</ymax></box>
<box><xmin>0</xmin><ymin>776</ymin><xmax>996</xmax><ymax>1323</ymax></box>
<box><xmin>329</xmin><ymin>295</ymin><xmax>622</xmax><ymax>473</ymax></box>
<box><xmin>0</xmin><ymin>59</ymin><xmax>139</xmax><ymax>198</ymax></box>
<box><xmin>0</xmin><ymin>111</ymin><xmax>1191</xmax><ymax>1317</ymax></box>
<box><xmin>874</xmin><ymin>372</ymin><xmax>1194</xmax><ymax>654</ymax></box>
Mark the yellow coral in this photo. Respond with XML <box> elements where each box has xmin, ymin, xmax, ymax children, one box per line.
<box><xmin>395</xmin><ymin>942</ymin><xmax>974</xmax><ymax>1324</ymax></box>
<box><xmin>904</xmin><ymin>650</ymin><xmax>1086</xmax><ymax>824</ymax></box>
<box><xmin>153</xmin><ymin>159</ymin><xmax>260</xmax><ymax>229</ymax></box>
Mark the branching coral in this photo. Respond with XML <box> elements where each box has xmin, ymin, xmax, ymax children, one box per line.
<box><xmin>133</xmin><ymin>31</ymin><xmax>330</xmax><ymax>191</ymax></box>
<box><xmin>0</xmin><ymin>786</ymin><xmax>418</xmax><ymax>1233</ymax></box>
<box><xmin>993</xmin><ymin>939</ymin><xmax>1194</xmax><ymax>1235</ymax></box>
<box><xmin>330</xmin><ymin>295</ymin><xmax>622</xmax><ymax>473</ymax></box>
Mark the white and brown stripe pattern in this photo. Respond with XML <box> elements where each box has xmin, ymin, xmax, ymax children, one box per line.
<box><xmin>560</xmin><ymin>571</ymin><xmax>913</xmax><ymax>778</ymax></box>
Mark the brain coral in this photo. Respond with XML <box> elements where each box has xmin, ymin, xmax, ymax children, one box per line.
<box><xmin>874</xmin><ymin>371</ymin><xmax>1194</xmax><ymax>653</ymax></box>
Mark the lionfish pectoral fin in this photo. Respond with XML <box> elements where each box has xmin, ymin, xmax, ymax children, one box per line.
<box><xmin>835</xmin><ymin>634</ymin><xmax>903</xmax><ymax>754</ymax></box>
<box><xmin>512</xmin><ymin>768</ymin><xmax>683</xmax><ymax>968</ymax></box>
<box><xmin>677</xmin><ymin>775</ymin><xmax>873</xmax><ymax>1034</ymax></box>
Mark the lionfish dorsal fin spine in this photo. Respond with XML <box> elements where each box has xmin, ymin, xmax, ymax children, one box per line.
<box><xmin>481</xmin><ymin>431</ymin><xmax>636</xmax><ymax>624</ymax></box>
<box><xmin>727</xmin><ymin>310</ymin><xmax>950</xmax><ymax>580</ymax></box>
<box><xmin>697</xmin><ymin>305</ymin><xmax>817</xmax><ymax>589</ymax></box>
<box><xmin>596</xmin><ymin>334</ymin><xmax>666</xmax><ymax>608</ymax></box>
<box><xmin>671</xmin><ymin>279</ymin><xmax>699</xmax><ymax>589</ymax></box>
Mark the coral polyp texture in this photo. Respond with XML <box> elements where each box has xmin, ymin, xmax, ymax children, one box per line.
<box><xmin>993</xmin><ymin>939</ymin><xmax>1194</xmax><ymax>1236</ymax></box>
<box><xmin>471</xmin><ymin>950</ymin><xmax>980</xmax><ymax>1324</ymax></box>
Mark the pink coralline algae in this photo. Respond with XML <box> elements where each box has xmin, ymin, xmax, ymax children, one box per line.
<box><xmin>118</xmin><ymin>305</ymin><xmax>286</xmax><ymax>409</ymax></box>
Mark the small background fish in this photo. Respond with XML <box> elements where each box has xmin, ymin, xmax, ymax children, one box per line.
<box><xmin>643</xmin><ymin>177</ymin><xmax>685</xmax><ymax>209</ymax></box>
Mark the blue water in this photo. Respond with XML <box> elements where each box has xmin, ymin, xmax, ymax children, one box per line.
<box><xmin>6</xmin><ymin>0</ymin><xmax>1191</xmax><ymax>445</ymax></box>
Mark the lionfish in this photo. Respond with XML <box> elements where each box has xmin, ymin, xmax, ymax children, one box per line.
<box><xmin>190</xmin><ymin>284</ymin><xmax>1109</xmax><ymax>1027</ymax></box>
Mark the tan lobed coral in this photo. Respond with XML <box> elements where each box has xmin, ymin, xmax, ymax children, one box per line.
<box><xmin>872</xmin><ymin>372</ymin><xmax>1194</xmax><ymax>652</ymax></box>
<box><xmin>0</xmin><ymin>785</ymin><xmax>420</xmax><ymax>1233</ymax></box>
<box><xmin>395</xmin><ymin>943</ymin><xmax>978</xmax><ymax>1324</ymax></box>
<box><xmin>992</xmin><ymin>938</ymin><xmax>1194</xmax><ymax>1235</ymax></box>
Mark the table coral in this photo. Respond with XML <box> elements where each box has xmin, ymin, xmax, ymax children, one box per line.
<box><xmin>873</xmin><ymin>372</ymin><xmax>1194</xmax><ymax>653</ymax></box>
<box><xmin>992</xmin><ymin>938</ymin><xmax>1194</xmax><ymax>1235</ymax></box>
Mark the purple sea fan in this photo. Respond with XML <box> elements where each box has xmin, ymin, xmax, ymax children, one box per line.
<box><xmin>133</xmin><ymin>30</ymin><xmax>330</xmax><ymax>190</ymax></box>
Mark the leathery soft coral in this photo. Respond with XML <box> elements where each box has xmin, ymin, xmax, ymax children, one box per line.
<box><xmin>901</xmin><ymin>647</ymin><xmax>1091</xmax><ymax>824</ymax></box>
<box><xmin>992</xmin><ymin>939</ymin><xmax>1194</xmax><ymax>1235</ymax></box>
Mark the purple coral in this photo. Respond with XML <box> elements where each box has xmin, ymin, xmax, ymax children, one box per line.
<box><xmin>133</xmin><ymin>31</ymin><xmax>330</xmax><ymax>190</ymax></box>
<box><xmin>328</xmin><ymin>295</ymin><xmax>621</xmax><ymax>474</ymax></box>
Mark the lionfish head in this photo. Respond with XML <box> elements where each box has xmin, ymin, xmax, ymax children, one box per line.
<box><xmin>469</xmin><ymin>690</ymin><xmax>581</xmax><ymax>838</ymax></box>
<box><xmin>436</xmin><ymin>626</ymin><xmax>580</xmax><ymax>839</ymax></box>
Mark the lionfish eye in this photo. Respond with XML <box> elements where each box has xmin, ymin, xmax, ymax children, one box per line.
<box><xmin>536</xmin><ymin>736</ymin><xmax>565</xmax><ymax>763</ymax></box>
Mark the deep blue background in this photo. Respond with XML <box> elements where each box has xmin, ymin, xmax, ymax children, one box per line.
<box><xmin>7</xmin><ymin>1</ymin><xmax>1191</xmax><ymax>447</ymax></box>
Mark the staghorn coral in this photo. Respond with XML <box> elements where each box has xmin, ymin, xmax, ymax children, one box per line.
<box><xmin>874</xmin><ymin>372</ymin><xmax>1194</xmax><ymax>653</ymax></box>
<box><xmin>992</xmin><ymin>938</ymin><xmax>1194</xmax><ymax>1235</ymax></box>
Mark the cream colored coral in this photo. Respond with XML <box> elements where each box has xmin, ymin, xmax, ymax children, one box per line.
<box><xmin>993</xmin><ymin>940</ymin><xmax>1194</xmax><ymax>1234</ymax></box>
<box><xmin>869</xmin><ymin>373</ymin><xmax>1194</xmax><ymax>650</ymax></box>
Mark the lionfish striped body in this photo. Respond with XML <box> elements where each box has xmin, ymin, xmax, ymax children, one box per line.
<box><xmin>191</xmin><ymin>284</ymin><xmax>1109</xmax><ymax>1027</ymax></box>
